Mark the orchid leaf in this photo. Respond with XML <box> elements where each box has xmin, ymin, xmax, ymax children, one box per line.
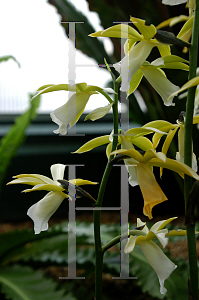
<box><xmin>0</xmin><ymin>95</ymin><xmax>40</xmax><ymax>193</ymax></box>
<box><xmin>48</xmin><ymin>0</ymin><xmax>113</xmax><ymax>67</ymax></box>
<box><xmin>0</xmin><ymin>55</ymin><xmax>20</xmax><ymax>67</ymax></box>
<box><xmin>0</xmin><ymin>265</ymin><xmax>74</xmax><ymax>300</ymax></box>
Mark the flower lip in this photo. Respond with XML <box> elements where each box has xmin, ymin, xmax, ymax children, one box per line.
<box><xmin>57</xmin><ymin>179</ymin><xmax>97</xmax><ymax>204</ymax></box>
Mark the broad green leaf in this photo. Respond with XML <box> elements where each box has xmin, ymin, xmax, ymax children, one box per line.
<box><xmin>0</xmin><ymin>55</ymin><xmax>20</xmax><ymax>67</ymax></box>
<box><xmin>0</xmin><ymin>265</ymin><xmax>75</xmax><ymax>300</ymax></box>
<box><xmin>0</xmin><ymin>95</ymin><xmax>40</xmax><ymax>192</ymax></box>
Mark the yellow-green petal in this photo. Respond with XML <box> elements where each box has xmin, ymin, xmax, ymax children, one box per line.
<box><xmin>157</xmin><ymin>44</ymin><xmax>171</xmax><ymax>57</ymax></box>
<box><xmin>148</xmin><ymin>157</ymin><xmax>199</xmax><ymax>180</ymax></box>
<box><xmin>157</xmin><ymin>15</ymin><xmax>189</xmax><ymax>29</ymax></box>
<box><xmin>143</xmin><ymin>150</ymin><xmax>166</xmax><ymax>164</ymax></box>
<box><xmin>128</xmin><ymin>69</ymin><xmax>144</xmax><ymax>96</ymax></box>
<box><xmin>130</xmin><ymin>17</ymin><xmax>156</xmax><ymax>40</ymax></box>
<box><xmin>23</xmin><ymin>184</ymin><xmax>64</xmax><ymax>193</ymax></box>
<box><xmin>89</xmin><ymin>24</ymin><xmax>142</xmax><ymax>40</ymax></box>
<box><xmin>166</xmin><ymin>229</ymin><xmax>187</xmax><ymax>237</ymax></box>
<box><xmin>193</xmin><ymin>115</ymin><xmax>199</xmax><ymax>124</ymax></box>
<box><xmin>130</xmin><ymin>136</ymin><xmax>153</xmax><ymax>151</ymax></box>
<box><xmin>168</xmin><ymin>76</ymin><xmax>199</xmax><ymax>101</ymax></box>
<box><xmin>143</xmin><ymin>120</ymin><xmax>175</xmax><ymax>130</ymax></box>
<box><xmin>111</xmin><ymin>148</ymin><xmax>143</xmax><ymax>162</ymax></box>
<box><xmin>162</xmin><ymin>126</ymin><xmax>179</xmax><ymax>156</ymax></box>
<box><xmin>33</xmin><ymin>84</ymin><xmax>70</xmax><ymax>99</ymax></box>
<box><xmin>151</xmin><ymin>55</ymin><xmax>189</xmax><ymax>70</ymax></box>
<box><xmin>177</xmin><ymin>16</ymin><xmax>194</xmax><ymax>39</ymax></box>
<box><xmin>106</xmin><ymin>142</ymin><xmax>113</xmax><ymax>159</ymax></box>
<box><xmin>73</xmin><ymin>135</ymin><xmax>110</xmax><ymax>154</ymax></box>
<box><xmin>84</xmin><ymin>103</ymin><xmax>113</xmax><ymax>121</ymax></box>
<box><xmin>155</xmin><ymin>217</ymin><xmax>178</xmax><ymax>231</ymax></box>
<box><xmin>68</xmin><ymin>179</ymin><xmax>98</xmax><ymax>186</ymax></box>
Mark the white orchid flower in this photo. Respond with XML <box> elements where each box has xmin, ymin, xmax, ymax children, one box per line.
<box><xmin>124</xmin><ymin>217</ymin><xmax>178</xmax><ymax>294</ymax></box>
<box><xmin>7</xmin><ymin>163</ymin><xmax>97</xmax><ymax>234</ymax></box>
<box><xmin>33</xmin><ymin>82</ymin><xmax>115</xmax><ymax>135</ymax></box>
<box><xmin>162</xmin><ymin>0</ymin><xmax>187</xmax><ymax>5</ymax></box>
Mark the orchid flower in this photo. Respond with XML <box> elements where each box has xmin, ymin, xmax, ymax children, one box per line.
<box><xmin>73</xmin><ymin>126</ymin><xmax>169</xmax><ymax>159</ymax></box>
<box><xmin>90</xmin><ymin>17</ymin><xmax>175</xmax><ymax>93</ymax></box>
<box><xmin>7</xmin><ymin>163</ymin><xmax>97</xmax><ymax>234</ymax></box>
<box><xmin>125</xmin><ymin>217</ymin><xmax>188</xmax><ymax>294</ymax></box>
<box><xmin>148</xmin><ymin>114</ymin><xmax>199</xmax><ymax>173</ymax></box>
<box><xmin>111</xmin><ymin>143</ymin><xmax>199</xmax><ymax>219</ymax></box>
<box><xmin>162</xmin><ymin>0</ymin><xmax>188</xmax><ymax>5</ymax></box>
<box><xmin>33</xmin><ymin>82</ymin><xmax>115</xmax><ymax>135</ymax></box>
<box><xmin>128</xmin><ymin>55</ymin><xmax>189</xmax><ymax>105</ymax></box>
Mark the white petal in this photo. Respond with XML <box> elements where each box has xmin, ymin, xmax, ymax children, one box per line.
<box><xmin>50</xmin><ymin>92</ymin><xmax>90</xmax><ymax>135</ymax></box>
<box><xmin>139</xmin><ymin>241</ymin><xmax>177</xmax><ymax>294</ymax></box>
<box><xmin>27</xmin><ymin>192</ymin><xmax>66</xmax><ymax>234</ymax></box>
<box><xmin>124</xmin><ymin>235</ymin><xmax>137</xmax><ymax>253</ymax></box>
<box><xmin>137</xmin><ymin>218</ymin><xmax>149</xmax><ymax>234</ymax></box>
<box><xmin>141</xmin><ymin>66</ymin><xmax>180</xmax><ymax>106</ymax></box>
<box><xmin>162</xmin><ymin>0</ymin><xmax>187</xmax><ymax>5</ymax></box>
<box><xmin>127</xmin><ymin>165</ymin><xmax>139</xmax><ymax>186</ymax></box>
<box><xmin>103</xmin><ymin>87</ymin><xmax>117</xmax><ymax>94</ymax></box>
<box><xmin>50</xmin><ymin>164</ymin><xmax>66</xmax><ymax>183</ymax></box>
<box><xmin>153</xmin><ymin>230</ymin><xmax>169</xmax><ymax>248</ymax></box>
<box><xmin>113</xmin><ymin>41</ymin><xmax>154</xmax><ymax>92</ymax></box>
<box><xmin>50</xmin><ymin>111</ymin><xmax>67</xmax><ymax>135</ymax></box>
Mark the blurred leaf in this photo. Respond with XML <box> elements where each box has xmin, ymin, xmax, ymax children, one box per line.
<box><xmin>48</xmin><ymin>0</ymin><xmax>114</xmax><ymax>68</ymax></box>
<box><xmin>0</xmin><ymin>55</ymin><xmax>20</xmax><ymax>67</ymax></box>
<box><xmin>0</xmin><ymin>95</ymin><xmax>40</xmax><ymax>191</ymax></box>
<box><xmin>0</xmin><ymin>222</ymin><xmax>69</xmax><ymax>265</ymax></box>
<box><xmin>0</xmin><ymin>265</ymin><xmax>76</xmax><ymax>300</ymax></box>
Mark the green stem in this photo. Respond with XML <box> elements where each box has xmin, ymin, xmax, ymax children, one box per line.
<box><xmin>93</xmin><ymin>80</ymin><xmax>119</xmax><ymax>300</ymax></box>
<box><xmin>184</xmin><ymin>1</ymin><xmax>199</xmax><ymax>298</ymax></box>
<box><xmin>102</xmin><ymin>230</ymin><xmax>146</xmax><ymax>253</ymax></box>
